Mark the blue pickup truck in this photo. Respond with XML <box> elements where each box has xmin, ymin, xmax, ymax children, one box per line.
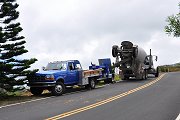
<box><xmin>28</xmin><ymin>59</ymin><xmax>113</xmax><ymax>96</ymax></box>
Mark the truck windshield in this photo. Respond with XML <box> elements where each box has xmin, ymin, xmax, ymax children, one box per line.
<box><xmin>45</xmin><ymin>62</ymin><xmax>67</xmax><ymax>70</ymax></box>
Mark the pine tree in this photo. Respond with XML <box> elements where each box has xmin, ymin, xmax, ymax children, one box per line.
<box><xmin>0</xmin><ymin>0</ymin><xmax>37</xmax><ymax>91</ymax></box>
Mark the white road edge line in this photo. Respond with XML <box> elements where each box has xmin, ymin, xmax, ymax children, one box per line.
<box><xmin>175</xmin><ymin>113</ymin><xmax>180</xmax><ymax>120</ymax></box>
<box><xmin>0</xmin><ymin>96</ymin><xmax>54</xmax><ymax>109</ymax></box>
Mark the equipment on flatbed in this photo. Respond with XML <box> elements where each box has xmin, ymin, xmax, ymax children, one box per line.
<box><xmin>112</xmin><ymin>41</ymin><xmax>159</xmax><ymax>80</ymax></box>
<box><xmin>89</xmin><ymin>58</ymin><xmax>114</xmax><ymax>83</ymax></box>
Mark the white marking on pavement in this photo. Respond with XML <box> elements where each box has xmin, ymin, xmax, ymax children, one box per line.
<box><xmin>176</xmin><ymin>113</ymin><xmax>180</xmax><ymax>120</ymax></box>
<box><xmin>0</xmin><ymin>96</ymin><xmax>54</xmax><ymax>109</ymax></box>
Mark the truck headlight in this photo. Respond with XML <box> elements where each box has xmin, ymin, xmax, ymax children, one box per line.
<box><xmin>126</xmin><ymin>63</ymin><xmax>131</xmax><ymax>68</ymax></box>
<box><xmin>45</xmin><ymin>74</ymin><xmax>54</xmax><ymax>80</ymax></box>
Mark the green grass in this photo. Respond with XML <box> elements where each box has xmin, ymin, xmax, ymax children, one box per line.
<box><xmin>114</xmin><ymin>74</ymin><xmax>121</xmax><ymax>81</ymax></box>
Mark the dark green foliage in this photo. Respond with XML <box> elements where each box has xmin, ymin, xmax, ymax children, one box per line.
<box><xmin>0</xmin><ymin>0</ymin><xmax>38</xmax><ymax>92</ymax></box>
<box><xmin>159</xmin><ymin>63</ymin><xmax>180</xmax><ymax>72</ymax></box>
<box><xmin>165</xmin><ymin>3</ymin><xmax>180</xmax><ymax>37</ymax></box>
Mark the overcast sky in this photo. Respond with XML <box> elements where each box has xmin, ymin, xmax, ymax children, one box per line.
<box><xmin>17</xmin><ymin>0</ymin><xmax>179</xmax><ymax>69</ymax></box>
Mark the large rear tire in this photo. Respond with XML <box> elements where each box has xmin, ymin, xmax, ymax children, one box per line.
<box><xmin>112</xmin><ymin>45</ymin><xmax>119</xmax><ymax>57</ymax></box>
<box><xmin>51</xmin><ymin>82</ymin><xmax>65</xmax><ymax>96</ymax></box>
<box><xmin>30</xmin><ymin>87</ymin><xmax>43</xmax><ymax>96</ymax></box>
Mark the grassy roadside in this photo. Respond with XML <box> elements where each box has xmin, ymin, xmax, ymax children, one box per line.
<box><xmin>0</xmin><ymin>90</ymin><xmax>49</xmax><ymax>107</ymax></box>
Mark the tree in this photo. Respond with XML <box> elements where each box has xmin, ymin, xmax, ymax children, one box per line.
<box><xmin>165</xmin><ymin>3</ymin><xmax>180</xmax><ymax>37</ymax></box>
<box><xmin>0</xmin><ymin>0</ymin><xmax>37</xmax><ymax>91</ymax></box>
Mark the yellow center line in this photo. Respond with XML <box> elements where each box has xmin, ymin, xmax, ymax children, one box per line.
<box><xmin>45</xmin><ymin>73</ymin><xmax>166</xmax><ymax>120</ymax></box>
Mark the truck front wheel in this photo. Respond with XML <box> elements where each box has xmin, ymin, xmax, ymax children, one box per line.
<box><xmin>30</xmin><ymin>87</ymin><xmax>43</xmax><ymax>96</ymax></box>
<box><xmin>155</xmin><ymin>67</ymin><xmax>159</xmax><ymax>77</ymax></box>
<box><xmin>52</xmin><ymin>82</ymin><xmax>65</xmax><ymax>96</ymax></box>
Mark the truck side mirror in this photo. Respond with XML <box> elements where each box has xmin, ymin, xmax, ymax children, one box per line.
<box><xmin>155</xmin><ymin>56</ymin><xmax>158</xmax><ymax>61</ymax></box>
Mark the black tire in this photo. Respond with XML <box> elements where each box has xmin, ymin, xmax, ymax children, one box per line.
<box><xmin>104</xmin><ymin>79</ymin><xmax>108</xmax><ymax>84</ymax></box>
<box><xmin>104</xmin><ymin>78</ymin><xmax>113</xmax><ymax>84</ymax></box>
<box><xmin>124</xmin><ymin>76</ymin><xmax>129</xmax><ymax>80</ymax></box>
<box><xmin>140</xmin><ymin>70</ymin><xmax>145</xmax><ymax>80</ymax></box>
<box><xmin>112</xmin><ymin>45</ymin><xmax>118</xmax><ymax>57</ymax></box>
<box><xmin>30</xmin><ymin>87</ymin><xmax>43</xmax><ymax>96</ymax></box>
<box><xmin>121</xmin><ymin>76</ymin><xmax>129</xmax><ymax>80</ymax></box>
<box><xmin>108</xmin><ymin>78</ymin><xmax>113</xmax><ymax>83</ymax></box>
<box><xmin>143</xmin><ymin>70</ymin><xmax>147</xmax><ymax>80</ymax></box>
<box><xmin>51</xmin><ymin>82</ymin><xmax>65</xmax><ymax>96</ymax></box>
<box><xmin>144</xmin><ymin>70</ymin><xmax>147</xmax><ymax>79</ymax></box>
<box><xmin>155</xmin><ymin>67</ymin><xmax>159</xmax><ymax>77</ymax></box>
<box><xmin>89</xmin><ymin>78</ymin><xmax>96</xmax><ymax>89</ymax></box>
<box><xmin>141</xmin><ymin>70</ymin><xmax>147</xmax><ymax>80</ymax></box>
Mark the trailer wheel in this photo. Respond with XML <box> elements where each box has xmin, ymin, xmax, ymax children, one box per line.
<box><xmin>30</xmin><ymin>87</ymin><xmax>43</xmax><ymax>96</ymax></box>
<box><xmin>51</xmin><ymin>82</ymin><xmax>65</xmax><ymax>96</ymax></box>
<box><xmin>112</xmin><ymin>45</ymin><xmax>118</xmax><ymax>57</ymax></box>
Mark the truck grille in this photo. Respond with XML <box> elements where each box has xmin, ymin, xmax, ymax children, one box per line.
<box><xmin>35</xmin><ymin>75</ymin><xmax>45</xmax><ymax>80</ymax></box>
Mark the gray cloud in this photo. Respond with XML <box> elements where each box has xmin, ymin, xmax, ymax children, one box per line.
<box><xmin>17</xmin><ymin>0</ymin><xmax>180</xmax><ymax>69</ymax></box>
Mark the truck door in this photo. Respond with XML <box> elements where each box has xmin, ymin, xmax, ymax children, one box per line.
<box><xmin>74</xmin><ymin>63</ymin><xmax>83</xmax><ymax>84</ymax></box>
<box><xmin>67</xmin><ymin>62</ymin><xmax>79</xmax><ymax>84</ymax></box>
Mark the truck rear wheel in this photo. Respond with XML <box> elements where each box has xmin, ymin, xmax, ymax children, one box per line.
<box><xmin>86</xmin><ymin>78</ymin><xmax>96</xmax><ymax>89</ymax></box>
<box><xmin>90</xmin><ymin>78</ymin><xmax>96</xmax><ymax>89</ymax></box>
<box><xmin>30</xmin><ymin>87</ymin><xmax>43</xmax><ymax>96</ymax></box>
<box><xmin>51</xmin><ymin>82</ymin><xmax>65</xmax><ymax>96</ymax></box>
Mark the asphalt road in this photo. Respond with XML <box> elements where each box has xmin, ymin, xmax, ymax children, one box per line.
<box><xmin>0</xmin><ymin>72</ymin><xmax>180</xmax><ymax>120</ymax></box>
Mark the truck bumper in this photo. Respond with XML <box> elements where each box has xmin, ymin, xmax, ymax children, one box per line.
<box><xmin>28</xmin><ymin>81</ymin><xmax>56</xmax><ymax>87</ymax></box>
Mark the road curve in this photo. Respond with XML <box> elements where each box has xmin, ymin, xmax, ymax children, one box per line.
<box><xmin>0</xmin><ymin>72</ymin><xmax>179</xmax><ymax>120</ymax></box>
